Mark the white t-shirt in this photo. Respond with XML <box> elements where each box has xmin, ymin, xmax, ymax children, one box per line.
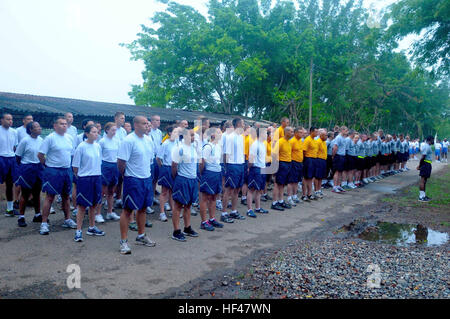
<box><xmin>157</xmin><ymin>139</ymin><xmax>179</xmax><ymax>166</ymax></box>
<box><xmin>15</xmin><ymin>135</ymin><xmax>43</xmax><ymax>164</ymax></box>
<box><xmin>117</xmin><ymin>132</ymin><xmax>154</xmax><ymax>179</ymax></box>
<box><xmin>16</xmin><ymin>126</ymin><xmax>28</xmax><ymax>144</ymax></box>
<box><xmin>39</xmin><ymin>132</ymin><xmax>74</xmax><ymax>168</ymax></box>
<box><xmin>72</xmin><ymin>141</ymin><xmax>102</xmax><ymax>177</ymax></box>
<box><xmin>435</xmin><ymin>143</ymin><xmax>442</xmax><ymax>150</ymax></box>
<box><xmin>443</xmin><ymin>141</ymin><xmax>449</xmax><ymax>148</ymax></box>
<box><xmin>0</xmin><ymin>126</ymin><xmax>18</xmax><ymax>157</ymax></box>
<box><xmin>202</xmin><ymin>142</ymin><xmax>222</xmax><ymax>173</ymax></box>
<box><xmin>98</xmin><ymin>136</ymin><xmax>120</xmax><ymax>163</ymax></box>
<box><xmin>75</xmin><ymin>133</ymin><xmax>84</xmax><ymax>149</ymax></box>
<box><xmin>172</xmin><ymin>142</ymin><xmax>198</xmax><ymax>179</ymax></box>
<box><xmin>249</xmin><ymin>140</ymin><xmax>266</xmax><ymax>168</ymax></box>
<box><xmin>67</xmin><ymin>125</ymin><xmax>78</xmax><ymax>140</ymax></box>
<box><xmin>225</xmin><ymin>132</ymin><xmax>245</xmax><ymax>164</ymax></box>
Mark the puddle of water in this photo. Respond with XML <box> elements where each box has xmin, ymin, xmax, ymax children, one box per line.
<box><xmin>358</xmin><ymin>222</ymin><xmax>449</xmax><ymax>247</ymax></box>
<box><xmin>364</xmin><ymin>184</ymin><xmax>397</xmax><ymax>194</ymax></box>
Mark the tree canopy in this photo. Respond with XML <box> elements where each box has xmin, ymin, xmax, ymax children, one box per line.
<box><xmin>123</xmin><ymin>0</ymin><xmax>449</xmax><ymax>138</ymax></box>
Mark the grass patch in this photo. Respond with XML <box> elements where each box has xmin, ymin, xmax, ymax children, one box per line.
<box><xmin>385</xmin><ymin>166</ymin><xmax>450</xmax><ymax>209</ymax></box>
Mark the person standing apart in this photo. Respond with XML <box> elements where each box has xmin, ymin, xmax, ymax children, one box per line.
<box><xmin>72</xmin><ymin>125</ymin><xmax>105</xmax><ymax>242</ymax></box>
<box><xmin>15</xmin><ymin>121</ymin><xmax>43</xmax><ymax>226</ymax></box>
<box><xmin>98</xmin><ymin>122</ymin><xmax>121</xmax><ymax>221</ymax></box>
<box><xmin>117</xmin><ymin>116</ymin><xmax>156</xmax><ymax>254</ymax></box>
<box><xmin>1</xmin><ymin>113</ymin><xmax>19</xmax><ymax>217</ymax></box>
<box><xmin>417</xmin><ymin>136</ymin><xmax>434</xmax><ymax>202</ymax></box>
<box><xmin>38</xmin><ymin>117</ymin><xmax>77</xmax><ymax>235</ymax></box>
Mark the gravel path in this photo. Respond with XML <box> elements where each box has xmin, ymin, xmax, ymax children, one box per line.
<box><xmin>234</xmin><ymin>239</ymin><xmax>449</xmax><ymax>299</ymax></box>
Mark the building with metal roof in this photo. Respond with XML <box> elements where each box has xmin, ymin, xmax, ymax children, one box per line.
<box><xmin>0</xmin><ymin>92</ymin><xmax>271</xmax><ymax>129</ymax></box>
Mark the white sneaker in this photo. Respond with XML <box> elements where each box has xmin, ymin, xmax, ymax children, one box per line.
<box><xmin>95</xmin><ymin>214</ymin><xmax>105</xmax><ymax>223</ymax></box>
<box><xmin>153</xmin><ymin>198</ymin><xmax>160</xmax><ymax>205</ymax></box>
<box><xmin>106</xmin><ymin>212</ymin><xmax>120</xmax><ymax>221</ymax></box>
<box><xmin>62</xmin><ymin>219</ymin><xmax>77</xmax><ymax>229</ymax></box>
<box><xmin>146</xmin><ymin>206</ymin><xmax>154</xmax><ymax>214</ymax></box>
<box><xmin>348</xmin><ymin>183</ymin><xmax>357</xmax><ymax>189</ymax></box>
<box><xmin>159</xmin><ymin>212</ymin><xmax>168</xmax><ymax>222</ymax></box>
<box><xmin>216</xmin><ymin>200</ymin><xmax>223</xmax><ymax>211</ymax></box>
<box><xmin>120</xmin><ymin>240</ymin><xmax>131</xmax><ymax>255</ymax></box>
<box><xmin>164</xmin><ymin>202</ymin><xmax>171</xmax><ymax>211</ymax></box>
<box><xmin>72</xmin><ymin>209</ymin><xmax>77</xmax><ymax>217</ymax></box>
<box><xmin>315</xmin><ymin>191</ymin><xmax>323</xmax><ymax>199</ymax></box>
<box><xmin>56</xmin><ymin>195</ymin><xmax>62</xmax><ymax>203</ymax></box>
<box><xmin>40</xmin><ymin>223</ymin><xmax>50</xmax><ymax>235</ymax></box>
<box><xmin>70</xmin><ymin>204</ymin><xmax>75</xmax><ymax>211</ymax></box>
<box><xmin>50</xmin><ymin>206</ymin><xmax>56</xmax><ymax>214</ymax></box>
<box><xmin>287</xmin><ymin>198</ymin><xmax>296</xmax><ymax>206</ymax></box>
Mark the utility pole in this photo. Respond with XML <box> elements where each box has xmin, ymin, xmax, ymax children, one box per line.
<box><xmin>309</xmin><ymin>57</ymin><xmax>313</xmax><ymax>129</ymax></box>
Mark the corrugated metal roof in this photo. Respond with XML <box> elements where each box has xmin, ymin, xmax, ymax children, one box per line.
<box><xmin>0</xmin><ymin>92</ymin><xmax>271</xmax><ymax>126</ymax></box>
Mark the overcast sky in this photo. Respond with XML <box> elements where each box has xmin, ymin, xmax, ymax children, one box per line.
<box><xmin>0</xmin><ymin>0</ymin><xmax>413</xmax><ymax>105</ymax></box>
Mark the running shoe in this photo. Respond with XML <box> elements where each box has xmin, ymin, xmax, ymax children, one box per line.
<box><xmin>95</xmin><ymin>214</ymin><xmax>105</xmax><ymax>224</ymax></box>
<box><xmin>308</xmin><ymin>195</ymin><xmax>317</xmax><ymax>201</ymax></box>
<box><xmin>216</xmin><ymin>200</ymin><xmax>223</xmax><ymax>211</ymax></box>
<box><xmin>190</xmin><ymin>207</ymin><xmax>198</xmax><ymax>216</ymax></box>
<box><xmin>292</xmin><ymin>197</ymin><xmax>301</xmax><ymax>203</ymax></box>
<box><xmin>18</xmin><ymin>217</ymin><xmax>27</xmax><ymax>227</ymax></box>
<box><xmin>209</xmin><ymin>219</ymin><xmax>224</xmax><ymax>228</ymax></box>
<box><xmin>136</xmin><ymin>234</ymin><xmax>156</xmax><ymax>246</ymax></box>
<box><xmin>115</xmin><ymin>199</ymin><xmax>123</xmax><ymax>208</ymax></box>
<box><xmin>33</xmin><ymin>214</ymin><xmax>42</xmax><ymax>223</ymax></box>
<box><xmin>418</xmin><ymin>197</ymin><xmax>431</xmax><ymax>202</ymax></box>
<box><xmin>183</xmin><ymin>226</ymin><xmax>199</xmax><ymax>237</ymax></box>
<box><xmin>301</xmin><ymin>195</ymin><xmax>310</xmax><ymax>201</ymax></box>
<box><xmin>40</xmin><ymin>223</ymin><xmax>50</xmax><ymax>235</ymax></box>
<box><xmin>50</xmin><ymin>206</ymin><xmax>56</xmax><ymax>214</ymax></box>
<box><xmin>56</xmin><ymin>195</ymin><xmax>62</xmax><ymax>203</ymax></box>
<box><xmin>74</xmin><ymin>231</ymin><xmax>83</xmax><ymax>242</ymax></box>
<box><xmin>200</xmin><ymin>221</ymin><xmax>215</xmax><ymax>231</ymax></box>
<box><xmin>260</xmin><ymin>195</ymin><xmax>268</xmax><ymax>202</ymax></box>
<box><xmin>220</xmin><ymin>214</ymin><xmax>234</xmax><ymax>223</ymax></box>
<box><xmin>70</xmin><ymin>204</ymin><xmax>75</xmax><ymax>211</ymax></box>
<box><xmin>337</xmin><ymin>186</ymin><xmax>346</xmax><ymax>192</ymax></box>
<box><xmin>4</xmin><ymin>209</ymin><xmax>19</xmax><ymax>217</ymax></box>
<box><xmin>287</xmin><ymin>198</ymin><xmax>297</xmax><ymax>206</ymax></box>
<box><xmin>246</xmin><ymin>210</ymin><xmax>257</xmax><ymax>218</ymax></box>
<box><xmin>315</xmin><ymin>191</ymin><xmax>323</xmax><ymax>199</ymax></box>
<box><xmin>331</xmin><ymin>187</ymin><xmax>341</xmax><ymax>193</ymax></box>
<box><xmin>106</xmin><ymin>212</ymin><xmax>120</xmax><ymax>221</ymax></box>
<box><xmin>129</xmin><ymin>222</ymin><xmax>138</xmax><ymax>231</ymax></box>
<box><xmin>256</xmin><ymin>208</ymin><xmax>269</xmax><ymax>214</ymax></box>
<box><xmin>153</xmin><ymin>198</ymin><xmax>160</xmax><ymax>205</ymax></box>
<box><xmin>264</xmin><ymin>194</ymin><xmax>272</xmax><ymax>201</ymax></box>
<box><xmin>227</xmin><ymin>201</ymin><xmax>232</xmax><ymax>208</ymax></box>
<box><xmin>159</xmin><ymin>212</ymin><xmax>168</xmax><ymax>222</ymax></box>
<box><xmin>280</xmin><ymin>202</ymin><xmax>292</xmax><ymax>209</ymax></box>
<box><xmin>241</xmin><ymin>198</ymin><xmax>247</xmax><ymax>205</ymax></box>
<box><xmin>62</xmin><ymin>219</ymin><xmax>77</xmax><ymax>229</ymax></box>
<box><xmin>87</xmin><ymin>226</ymin><xmax>105</xmax><ymax>236</ymax></box>
<box><xmin>164</xmin><ymin>202</ymin><xmax>171</xmax><ymax>211</ymax></box>
<box><xmin>120</xmin><ymin>240</ymin><xmax>131</xmax><ymax>254</ymax></box>
<box><xmin>145</xmin><ymin>221</ymin><xmax>152</xmax><ymax>228</ymax></box>
<box><xmin>146</xmin><ymin>206</ymin><xmax>155</xmax><ymax>214</ymax></box>
<box><xmin>229</xmin><ymin>211</ymin><xmax>246</xmax><ymax>219</ymax></box>
<box><xmin>72</xmin><ymin>208</ymin><xmax>77</xmax><ymax>217</ymax></box>
<box><xmin>172</xmin><ymin>231</ymin><xmax>187</xmax><ymax>242</ymax></box>
<box><xmin>270</xmin><ymin>203</ymin><xmax>284</xmax><ymax>211</ymax></box>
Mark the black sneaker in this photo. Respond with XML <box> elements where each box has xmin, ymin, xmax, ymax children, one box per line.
<box><xmin>280</xmin><ymin>202</ymin><xmax>292</xmax><ymax>209</ymax></box>
<box><xmin>418</xmin><ymin>197</ymin><xmax>431</xmax><ymax>202</ymax></box>
<box><xmin>265</xmin><ymin>194</ymin><xmax>272</xmax><ymax>200</ymax></box>
<box><xmin>33</xmin><ymin>215</ymin><xmax>43</xmax><ymax>223</ymax></box>
<box><xmin>271</xmin><ymin>203</ymin><xmax>284</xmax><ymax>211</ymax></box>
<box><xmin>172</xmin><ymin>230</ymin><xmax>187</xmax><ymax>242</ymax></box>
<box><xmin>241</xmin><ymin>198</ymin><xmax>247</xmax><ymax>205</ymax></box>
<box><xmin>209</xmin><ymin>219</ymin><xmax>224</xmax><ymax>228</ymax></box>
<box><xmin>183</xmin><ymin>226</ymin><xmax>199</xmax><ymax>237</ymax></box>
<box><xmin>18</xmin><ymin>217</ymin><xmax>27</xmax><ymax>227</ymax></box>
<box><xmin>256</xmin><ymin>208</ymin><xmax>269</xmax><ymax>214</ymax></box>
<box><xmin>229</xmin><ymin>212</ymin><xmax>245</xmax><ymax>220</ymax></box>
<box><xmin>145</xmin><ymin>221</ymin><xmax>153</xmax><ymax>228</ymax></box>
<box><xmin>301</xmin><ymin>195</ymin><xmax>310</xmax><ymax>202</ymax></box>
<box><xmin>308</xmin><ymin>195</ymin><xmax>317</xmax><ymax>200</ymax></box>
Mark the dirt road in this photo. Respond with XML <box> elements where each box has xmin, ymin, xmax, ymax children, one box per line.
<box><xmin>0</xmin><ymin>161</ymin><xmax>446</xmax><ymax>298</ymax></box>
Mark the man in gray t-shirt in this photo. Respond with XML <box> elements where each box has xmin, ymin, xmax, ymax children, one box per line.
<box><xmin>417</xmin><ymin>136</ymin><xmax>433</xmax><ymax>202</ymax></box>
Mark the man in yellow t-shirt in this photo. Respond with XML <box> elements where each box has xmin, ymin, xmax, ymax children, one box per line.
<box><xmin>287</xmin><ymin>127</ymin><xmax>304</xmax><ymax>205</ymax></box>
<box><xmin>302</xmin><ymin>127</ymin><xmax>319</xmax><ymax>201</ymax></box>
<box><xmin>314</xmin><ymin>129</ymin><xmax>328</xmax><ymax>199</ymax></box>
<box><xmin>274</xmin><ymin>117</ymin><xmax>289</xmax><ymax>142</ymax></box>
<box><xmin>271</xmin><ymin>126</ymin><xmax>294</xmax><ymax>211</ymax></box>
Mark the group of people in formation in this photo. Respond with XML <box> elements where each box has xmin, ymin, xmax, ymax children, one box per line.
<box><xmin>0</xmin><ymin>112</ymin><xmax>440</xmax><ymax>254</ymax></box>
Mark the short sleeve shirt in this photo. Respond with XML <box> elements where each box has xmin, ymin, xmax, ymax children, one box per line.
<box><xmin>39</xmin><ymin>132</ymin><xmax>74</xmax><ymax>168</ymax></box>
<box><xmin>0</xmin><ymin>126</ymin><xmax>18</xmax><ymax>157</ymax></box>
<box><xmin>117</xmin><ymin>132</ymin><xmax>154</xmax><ymax>179</ymax></box>
<box><xmin>72</xmin><ymin>142</ymin><xmax>102</xmax><ymax>177</ymax></box>
<box><xmin>15</xmin><ymin>135</ymin><xmax>43</xmax><ymax>164</ymax></box>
